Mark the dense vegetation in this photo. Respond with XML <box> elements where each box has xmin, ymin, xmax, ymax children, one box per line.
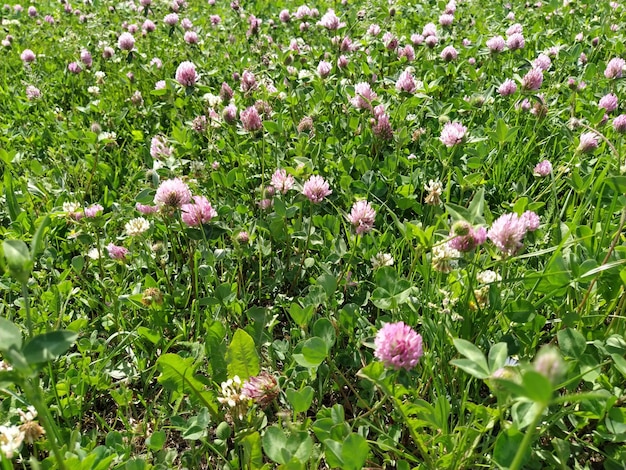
<box><xmin>1</xmin><ymin>0</ymin><xmax>626</xmax><ymax>468</ymax></box>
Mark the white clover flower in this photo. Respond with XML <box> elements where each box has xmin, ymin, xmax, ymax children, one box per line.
<box><xmin>202</xmin><ymin>93</ymin><xmax>222</xmax><ymax>107</ymax></box>
<box><xmin>63</xmin><ymin>202</ymin><xmax>81</xmax><ymax>213</ymax></box>
<box><xmin>476</xmin><ymin>270</ymin><xmax>501</xmax><ymax>284</ymax></box>
<box><xmin>371</xmin><ymin>252</ymin><xmax>394</xmax><ymax>270</ymax></box>
<box><xmin>125</xmin><ymin>217</ymin><xmax>150</xmax><ymax>236</ymax></box>
<box><xmin>0</xmin><ymin>425</ymin><xmax>25</xmax><ymax>459</ymax></box>
<box><xmin>88</xmin><ymin>86</ymin><xmax>100</xmax><ymax>95</ymax></box>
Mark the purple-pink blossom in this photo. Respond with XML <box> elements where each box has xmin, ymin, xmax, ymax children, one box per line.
<box><xmin>604</xmin><ymin>57</ymin><xmax>625</xmax><ymax>79</ymax></box>
<box><xmin>107</xmin><ymin>243</ymin><xmax>129</xmax><ymax>260</ymax></box>
<box><xmin>487</xmin><ymin>212</ymin><xmax>538</xmax><ymax>257</ymax></box>
<box><xmin>118</xmin><ymin>32</ymin><xmax>135</xmax><ymax>51</ymax></box>
<box><xmin>175</xmin><ymin>61</ymin><xmax>198</xmax><ymax>87</ymax></box>
<box><xmin>498</xmin><ymin>79</ymin><xmax>517</xmax><ymax>96</ymax></box>
<box><xmin>374</xmin><ymin>321</ymin><xmax>424</xmax><ymax>370</ymax></box>
<box><xmin>533</xmin><ymin>160</ymin><xmax>552</xmax><ymax>177</ymax></box>
<box><xmin>396</xmin><ymin>69</ymin><xmax>417</xmax><ymax>93</ymax></box>
<box><xmin>486</xmin><ymin>36</ymin><xmax>505</xmax><ymax>53</ymax></box>
<box><xmin>348</xmin><ymin>200</ymin><xmax>376</xmax><ymax>234</ymax></box>
<box><xmin>181</xmin><ymin>196</ymin><xmax>217</xmax><ymax>226</ymax></box>
<box><xmin>599</xmin><ymin>93</ymin><xmax>618</xmax><ymax>113</ymax></box>
<box><xmin>154</xmin><ymin>178</ymin><xmax>192</xmax><ymax>208</ymax></box>
<box><xmin>303</xmin><ymin>175</ymin><xmax>332</xmax><ymax>203</ymax></box>
<box><xmin>240</xmin><ymin>106</ymin><xmax>262</xmax><ymax>132</ymax></box>
<box><xmin>448</xmin><ymin>221</ymin><xmax>487</xmax><ymax>252</ymax></box>
<box><xmin>521</xmin><ymin>68</ymin><xmax>543</xmax><ymax>91</ymax></box>
<box><xmin>440</xmin><ymin>121</ymin><xmax>467</xmax><ymax>147</ymax></box>
<box><xmin>350</xmin><ymin>82</ymin><xmax>377</xmax><ymax>110</ymax></box>
<box><xmin>270</xmin><ymin>169</ymin><xmax>295</xmax><ymax>194</ymax></box>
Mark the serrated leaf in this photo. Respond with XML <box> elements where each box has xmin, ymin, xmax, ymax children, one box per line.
<box><xmin>226</xmin><ymin>329</ymin><xmax>259</xmax><ymax>380</ymax></box>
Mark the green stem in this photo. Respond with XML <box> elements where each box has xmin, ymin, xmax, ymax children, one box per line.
<box><xmin>509</xmin><ymin>403</ymin><xmax>546</xmax><ymax>470</ymax></box>
<box><xmin>21</xmin><ymin>282</ymin><xmax>33</xmax><ymax>339</ymax></box>
<box><xmin>24</xmin><ymin>380</ymin><xmax>68</xmax><ymax>470</ymax></box>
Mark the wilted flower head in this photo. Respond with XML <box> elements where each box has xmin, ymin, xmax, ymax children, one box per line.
<box><xmin>181</xmin><ymin>196</ymin><xmax>217</xmax><ymax>226</ymax></box>
<box><xmin>533</xmin><ymin>159</ymin><xmax>552</xmax><ymax>177</ymax></box>
<box><xmin>374</xmin><ymin>321</ymin><xmax>424</xmax><ymax>370</ymax></box>
<box><xmin>599</xmin><ymin>93</ymin><xmax>618</xmax><ymax>113</ymax></box>
<box><xmin>440</xmin><ymin>121</ymin><xmax>467</xmax><ymax>147</ymax></box>
<box><xmin>348</xmin><ymin>200</ymin><xmax>376</xmax><ymax>234</ymax></box>
<box><xmin>175</xmin><ymin>61</ymin><xmax>198</xmax><ymax>87</ymax></box>
<box><xmin>154</xmin><ymin>178</ymin><xmax>192</xmax><ymax>208</ymax></box>
<box><xmin>604</xmin><ymin>57</ymin><xmax>625</xmax><ymax>79</ymax></box>
<box><xmin>303</xmin><ymin>175</ymin><xmax>332</xmax><ymax>203</ymax></box>
<box><xmin>577</xmin><ymin>132</ymin><xmax>598</xmax><ymax>153</ymax></box>
<box><xmin>424</xmin><ymin>179</ymin><xmax>443</xmax><ymax>205</ymax></box>
<box><xmin>242</xmin><ymin>372</ymin><xmax>280</xmax><ymax>408</ymax></box>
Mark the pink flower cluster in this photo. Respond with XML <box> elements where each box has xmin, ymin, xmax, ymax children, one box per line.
<box><xmin>302</xmin><ymin>175</ymin><xmax>332</xmax><ymax>203</ymax></box>
<box><xmin>448</xmin><ymin>221</ymin><xmax>487</xmax><ymax>252</ymax></box>
<box><xmin>374</xmin><ymin>322</ymin><xmax>424</xmax><ymax>370</ymax></box>
<box><xmin>487</xmin><ymin>211</ymin><xmax>540</xmax><ymax>257</ymax></box>
<box><xmin>348</xmin><ymin>200</ymin><xmax>376</xmax><ymax>234</ymax></box>
<box><xmin>181</xmin><ymin>196</ymin><xmax>217</xmax><ymax>227</ymax></box>
<box><xmin>440</xmin><ymin>121</ymin><xmax>467</xmax><ymax>147</ymax></box>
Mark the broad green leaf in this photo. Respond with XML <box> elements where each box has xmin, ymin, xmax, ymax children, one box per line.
<box><xmin>293</xmin><ymin>337</ymin><xmax>328</xmax><ymax>368</ymax></box>
<box><xmin>449</xmin><ymin>358</ymin><xmax>491</xmax><ymax>379</ymax></box>
<box><xmin>241</xmin><ymin>431</ymin><xmax>263</xmax><ymax>469</ymax></box>
<box><xmin>226</xmin><ymin>329</ymin><xmax>259</xmax><ymax>380</ymax></box>
<box><xmin>521</xmin><ymin>370</ymin><xmax>553</xmax><ymax>404</ymax></box>
<box><xmin>146</xmin><ymin>431</ymin><xmax>166</xmax><ymax>451</ymax></box>
<box><xmin>313</xmin><ymin>318</ymin><xmax>336</xmax><ymax>349</ymax></box>
<box><xmin>505</xmin><ymin>299</ymin><xmax>536</xmax><ymax>323</ymax></box>
<box><xmin>286</xmin><ymin>386</ymin><xmax>314</xmax><ymax>414</ymax></box>
<box><xmin>557</xmin><ymin>328</ymin><xmax>586</xmax><ymax>359</ymax></box>
<box><xmin>611</xmin><ymin>354</ymin><xmax>626</xmax><ymax>378</ymax></box>
<box><xmin>488</xmin><ymin>343</ymin><xmax>508</xmax><ymax>373</ymax></box>
<box><xmin>262</xmin><ymin>426</ymin><xmax>288</xmax><ymax>464</ymax></box>
<box><xmin>288</xmin><ymin>303</ymin><xmax>314</xmax><ymax>328</ymax></box>
<box><xmin>342</xmin><ymin>434</ymin><xmax>369</xmax><ymax>470</ymax></box>
<box><xmin>22</xmin><ymin>330</ymin><xmax>77</xmax><ymax>364</ymax></box>
<box><xmin>453</xmin><ymin>339</ymin><xmax>489</xmax><ymax>371</ymax></box>
<box><xmin>493</xmin><ymin>427</ymin><xmax>526</xmax><ymax>469</ymax></box>
<box><xmin>0</xmin><ymin>318</ymin><xmax>22</xmax><ymax>352</ymax></box>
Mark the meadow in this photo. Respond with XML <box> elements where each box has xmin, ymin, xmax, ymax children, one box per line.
<box><xmin>1</xmin><ymin>0</ymin><xmax>626</xmax><ymax>468</ymax></box>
